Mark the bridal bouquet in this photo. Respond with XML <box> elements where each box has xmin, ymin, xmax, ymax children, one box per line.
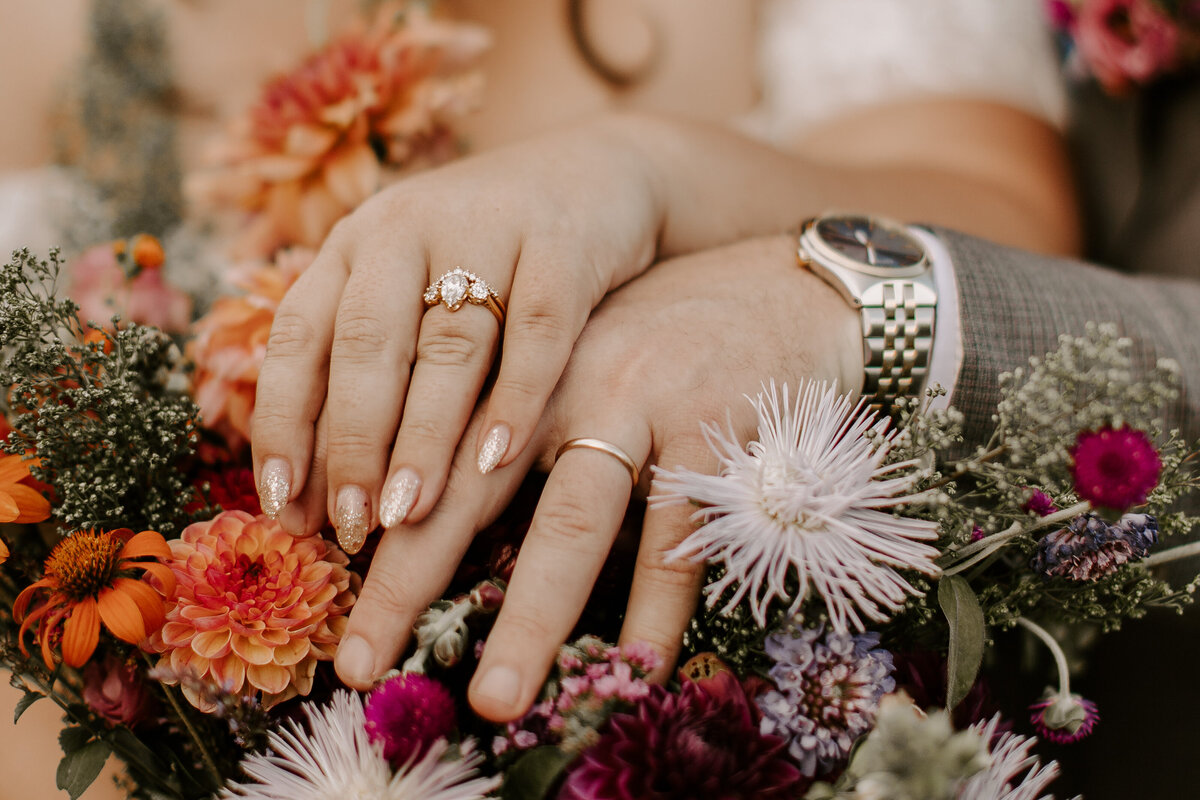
<box><xmin>3</xmin><ymin>232</ymin><xmax>1198</xmax><ymax>800</ymax></box>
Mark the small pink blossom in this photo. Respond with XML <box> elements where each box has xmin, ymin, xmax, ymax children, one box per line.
<box><xmin>70</xmin><ymin>242</ymin><xmax>192</xmax><ymax>333</ymax></box>
<box><xmin>1070</xmin><ymin>425</ymin><xmax>1161</xmax><ymax>511</ymax></box>
<box><xmin>365</xmin><ymin>673</ymin><xmax>456</xmax><ymax>766</ymax></box>
<box><xmin>1030</xmin><ymin>691</ymin><xmax>1100</xmax><ymax>744</ymax></box>
<box><xmin>82</xmin><ymin>654</ymin><xmax>158</xmax><ymax>727</ymax></box>
<box><xmin>1075</xmin><ymin>0</ymin><xmax>1181</xmax><ymax>93</ymax></box>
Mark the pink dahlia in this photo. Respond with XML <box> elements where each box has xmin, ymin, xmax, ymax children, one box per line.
<box><xmin>1070</xmin><ymin>425</ymin><xmax>1161</xmax><ymax>512</ymax></box>
<box><xmin>1029</xmin><ymin>690</ymin><xmax>1100</xmax><ymax>744</ymax></box>
<box><xmin>69</xmin><ymin>240</ymin><xmax>192</xmax><ymax>334</ymax></box>
<box><xmin>557</xmin><ymin>682</ymin><xmax>805</xmax><ymax>800</ymax></box>
<box><xmin>149</xmin><ymin>510</ymin><xmax>357</xmax><ymax>711</ymax></box>
<box><xmin>189</xmin><ymin>4</ymin><xmax>489</xmax><ymax>258</ymax></box>
<box><xmin>1075</xmin><ymin>0</ymin><xmax>1181</xmax><ymax>93</ymax></box>
<box><xmin>365</xmin><ymin>672</ymin><xmax>457</xmax><ymax>766</ymax></box>
<box><xmin>187</xmin><ymin>247</ymin><xmax>314</xmax><ymax>451</ymax></box>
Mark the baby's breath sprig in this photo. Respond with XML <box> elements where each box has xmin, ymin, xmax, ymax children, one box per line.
<box><xmin>0</xmin><ymin>249</ymin><xmax>210</xmax><ymax>535</ymax></box>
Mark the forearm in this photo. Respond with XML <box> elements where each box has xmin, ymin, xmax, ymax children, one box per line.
<box><xmin>596</xmin><ymin>104</ymin><xmax>1080</xmax><ymax>260</ymax></box>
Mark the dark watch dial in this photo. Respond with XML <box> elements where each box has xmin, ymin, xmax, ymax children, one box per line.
<box><xmin>816</xmin><ymin>215</ymin><xmax>924</xmax><ymax>269</ymax></box>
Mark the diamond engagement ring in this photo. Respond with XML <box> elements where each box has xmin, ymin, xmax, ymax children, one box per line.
<box><xmin>423</xmin><ymin>268</ymin><xmax>506</xmax><ymax>325</ymax></box>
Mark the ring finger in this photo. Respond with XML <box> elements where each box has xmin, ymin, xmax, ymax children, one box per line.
<box><xmin>468</xmin><ymin>424</ymin><xmax>650</xmax><ymax>722</ymax></box>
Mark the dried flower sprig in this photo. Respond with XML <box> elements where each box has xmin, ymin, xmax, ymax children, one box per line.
<box><xmin>0</xmin><ymin>249</ymin><xmax>209</xmax><ymax>535</ymax></box>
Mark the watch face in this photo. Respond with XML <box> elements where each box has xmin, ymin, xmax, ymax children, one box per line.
<box><xmin>816</xmin><ymin>215</ymin><xmax>924</xmax><ymax>269</ymax></box>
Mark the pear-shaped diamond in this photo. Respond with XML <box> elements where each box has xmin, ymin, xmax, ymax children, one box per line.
<box><xmin>441</xmin><ymin>271</ymin><xmax>469</xmax><ymax>309</ymax></box>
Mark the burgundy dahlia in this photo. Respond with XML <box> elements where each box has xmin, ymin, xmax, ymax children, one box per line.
<box><xmin>364</xmin><ymin>673</ymin><xmax>456</xmax><ymax>766</ymax></box>
<box><xmin>557</xmin><ymin>682</ymin><xmax>805</xmax><ymax>800</ymax></box>
<box><xmin>1070</xmin><ymin>425</ymin><xmax>1161</xmax><ymax>512</ymax></box>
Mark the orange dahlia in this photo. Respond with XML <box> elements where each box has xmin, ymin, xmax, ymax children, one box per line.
<box><xmin>0</xmin><ymin>453</ymin><xmax>51</xmax><ymax>525</ymax></box>
<box><xmin>190</xmin><ymin>4</ymin><xmax>489</xmax><ymax>258</ymax></box>
<box><xmin>187</xmin><ymin>248</ymin><xmax>314</xmax><ymax>451</ymax></box>
<box><xmin>149</xmin><ymin>510</ymin><xmax>357</xmax><ymax>712</ymax></box>
<box><xmin>14</xmin><ymin>529</ymin><xmax>174</xmax><ymax>668</ymax></box>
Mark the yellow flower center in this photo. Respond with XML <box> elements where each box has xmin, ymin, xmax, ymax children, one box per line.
<box><xmin>46</xmin><ymin>531</ymin><xmax>124</xmax><ymax>601</ymax></box>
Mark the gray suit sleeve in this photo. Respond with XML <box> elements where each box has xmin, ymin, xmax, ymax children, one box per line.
<box><xmin>935</xmin><ymin>227</ymin><xmax>1200</xmax><ymax>443</ymax></box>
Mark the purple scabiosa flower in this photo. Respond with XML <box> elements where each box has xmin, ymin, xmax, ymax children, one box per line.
<box><xmin>1022</xmin><ymin>489</ymin><xmax>1057</xmax><ymax>517</ymax></box>
<box><xmin>1029</xmin><ymin>690</ymin><xmax>1100</xmax><ymax>744</ymax></box>
<box><xmin>1032</xmin><ymin>513</ymin><xmax>1157</xmax><ymax>580</ymax></box>
<box><xmin>557</xmin><ymin>682</ymin><xmax>805</xmax><ymax>800</ymax></box>
<box><xmin>653</xmin><ymin>380</ymin><xmax>941</xmax><ymax>633</ymax></box>
<box><xmin>755</xmin><ymin>623</ymin><xmax>895</xmax><ymax>777</ymax></box>
<box><xmin>365</xmin><ymin>673</ymin><xmax>457</xmax><ymax>766</ymax></box>
<box><xmin>958</xmin><ymin>715</ymin><xmax>1063</xmax><ymax>800</ymax></box>
<box><xmin>1070</xmin><ymin>425</ymin><xmax>1161</xmax><ymax>512</ymax></box>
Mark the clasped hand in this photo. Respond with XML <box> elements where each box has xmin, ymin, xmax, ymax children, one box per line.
<box><xmin>251</xmin><ymin>118</ymin><xmax>859</xmax><ymax>721</ymax></box>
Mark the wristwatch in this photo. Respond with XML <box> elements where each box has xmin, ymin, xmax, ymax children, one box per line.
<box><xmin>795</xmin><ymin>212</ymin><xmax>937</xmax><ymax>416</ymax></box>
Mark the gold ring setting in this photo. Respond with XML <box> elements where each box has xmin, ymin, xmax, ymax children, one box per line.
<box><xmin>555</xmin><ymin>437</ymin><xmax>640</xmax><ymax>486</ymax></box>
<box><xmin>423</xmin><ymin>267</ymin><xmax>506</xmax><ymax>325</ymax></box>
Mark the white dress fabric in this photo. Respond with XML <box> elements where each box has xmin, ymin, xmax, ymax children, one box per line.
<box><xmin>744</xmin><ymin>0</ymin><xmax>1069</xmax><ymax>145</ymax></box>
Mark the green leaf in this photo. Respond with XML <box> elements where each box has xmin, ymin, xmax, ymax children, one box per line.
<box><xmin>502</xmin><ymin>746</ymin><xmax>577</xmax><ymax>800</ymax></box>
<box><xmin>56</xmin><ymin>740</ymin><xmax>112</xmax><ymax>800</ymax></box>
<box><xmin>58</xmin><ymin>725</ymin><xmax>92</xmax><ymax>755</ymax></box>
<box><xmin>12</xmin><ymin>690</ymin><xmax>41</xmax><ymax>724</ymax></box>
<box><xmin>938</xmin><ymin>575</ymin><xmax>986</xmax><ymax>711</ymax></box>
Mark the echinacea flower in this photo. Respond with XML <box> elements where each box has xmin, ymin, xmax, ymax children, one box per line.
<box><xmin>190</xmin><ymin>5</ymin><xmax>489</xmax><ymax>258</ymax></box>
<box><xmin>219</xmin><ymin>690</ymin><xmax>499</xmax><ymax>800</ymax></box>
<box><xmin>557</xmin><ymin>681</ymin><xmax>804</xmax><ymax>800</ymax></box>
<box><xmin>958</xmin><ymin>715</ymin><xmax>1064</xmax><ymax>800</ymax></box>
<box><xmin>1029</xmin><ymin>690</ymin><xmax>1099</xmax><ymax>744</ymax></box>
<box><xmin>150</xmin><ymin>510</ymin><xmax>357</xmax><ymax>711</ymax></box>
<box><xmin>366</xmin><ymin>673</ymin><xmax>457</xmax><ymax>766</ymax></box>
<box><xmin>1070</xmin><ymin>425</ymin><xmax>1161</xmax><ymax>512</ymax></box>
<box><xmin>187</xmin><ymin>248</ymin><xmax>314</xmax><ymax>450</ymax></box>
<box><xmin>1032</xmin><ymin>512</ymin><xmax>1157</xmax><ymax>580</ymax></box>
<box><xmin>756</xmin><ymin>624</ymin><xmax>895</xmax><ymax>777</ymax></box>
<box><xmin>0</xmin><ymin>453</ymin><xmax>51</xmax><ymax>524</ymax></box>
<box><xmin>14</xmin><ymin>529</ymin><xmax>174</xmax><ymax>668</ymax></box>
<box><xmin>654</xmin><ymin>380</ymin><xmax>941</xmax><ymax>632</ymax></box>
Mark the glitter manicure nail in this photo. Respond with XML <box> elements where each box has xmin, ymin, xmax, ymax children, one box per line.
<box><xmin>258</xmin><ymin>458</ymin><xmax>291</xmax><ymax>519</ymax></box>
<box><xmin>334</xmin><ymin>485</ymin><xmax>370</xmax><ymax>555</ymax></box>
<box><xmin>379</xmin><ymin>468</ymin><xmax>421</xmax><ymax>529</ymax></box>
<box><xmin>477</xmin><ymin>424</ymin><xmax>511</xmax><ymax>475</ymax></box>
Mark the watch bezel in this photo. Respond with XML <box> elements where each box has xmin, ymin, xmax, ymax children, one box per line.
<box><xmin>799</xmin><ymin>213</ymin><xmax>929</xmax><ymax>279</ymax></box>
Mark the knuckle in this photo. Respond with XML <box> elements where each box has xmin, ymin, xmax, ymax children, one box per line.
<box><xmin>511</xmin><ymin>301</ymin><xmax>574</xmax><ymax>343</ymax></box>
<box><xmin>416</xmin><ymin>324</ymin><xmax>482</xmax><ymax>369</ymax></box>
<box><xmin>534</xmin><ymin>495</ymin><xmax>596</xmax><ymax>545</ymax></box>
<box><xmin>358</xmin><ymin>568</ymin><xmax>413</xmax><ymax>617</ymax></box>
<box><xmin>494</xmin><ymin>369</ymin><xmax>545</xmax><ymax>407</ymax></box>
<box><xmin>638</xmin><ymin>553</ymin><xmax>701</xmax><ymax>591</ymax></box>
<box><xmin>333</xmin><ymin>310</ymin><xmax>391</xmax><ymax>356</ymax></box>
<box><xmin>495</xmin><ymin>608</ymin><xmax>554</xmax><ymax>646</ymax></box>
<box><xmin>399</xmin><ymin>415</ymin><xmax>454</xmax><ymax>449</ymax></box>
<box><xmin>266</xmin><ymin>312</ymin><xmax>319</xmax><ymax>358</ymax></box>
<box><xmin>325</xmin><ymin>427</ymin><xmax>386</xmax><ymax>460</ymax></box>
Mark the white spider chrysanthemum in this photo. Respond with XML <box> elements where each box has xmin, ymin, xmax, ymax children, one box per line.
<box><xmin>219</xmin><ymin>690</ymin><xmax>500</xmax><ymax>800</ymax></box>
<box><xmin>957</xmin><ymin>716</ymin><xmax>1069</xmax><ymax>800</ymax></box>
<box><xmin>653</xmin><ymin>380</ymin><xmax>941</xmax><ymax>632</ymax></box>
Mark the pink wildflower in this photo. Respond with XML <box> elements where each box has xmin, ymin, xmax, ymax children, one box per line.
<box><xmin>1070</xmin><ymin>425</ymin><xmax>1161</xmax><ymax>512</ymax></box>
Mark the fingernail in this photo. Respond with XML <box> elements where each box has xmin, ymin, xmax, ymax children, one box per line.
<box><xmin>477</xmin><ymin>423</ymin><xmax>511</xmax><ymax>475</ymax></box>
<box><xmin>258</xmin><ymin>458</ymin><xmax>290</xmax><ymax>519</ymax></box>
<box><xmin>335</xmin><ymin>634</ymin><xmax>375</xmax><ymax>687</ymax></box>
<box><xmin>475</xmin><ymin>664</ymin><xmax>522</xmax><ymax>708</ymax></box>
<box><xmin>334</xmin><ymin>485</ymin><xmax>371</xmax><ymax>555</ymax></box>
<box><xmin>379</xmin><ymin>468</ymin><xmax>421</xmax><ymax>529</ymax></box>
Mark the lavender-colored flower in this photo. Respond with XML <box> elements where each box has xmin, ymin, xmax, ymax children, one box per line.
<box><xmin>1032</xmin><ymin>513</ymin><xmax>1157</xmax><ymax>580</ymax></box>
<box><xmin>654</xmin><ymin>380</ymin><xmax>941</xmax><ymax>632</ymax></box>
<box><xmin>958</xmin><ymin>715</ymin><xmax>1063</xmax><ymax>800</ymax></box>
<box><xmin>365</xmin><ymin>673</ymin><xmax>457</xmax><ymax>766</ymax></box>
<box><xmin>755</xmin><ymin>623</ymin><xmax>895</xmax><ymax>777</ymax></box>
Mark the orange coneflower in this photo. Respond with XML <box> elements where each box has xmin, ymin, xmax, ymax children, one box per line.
<box><xmin>0</xmin><ymin>453</ymin><xmax>51</xmax><ymax>525</ymax></box>
<box><xmin>14</xmin><ymin>529</ymin><xmax>175</xmax><ymax>669</ymax></box>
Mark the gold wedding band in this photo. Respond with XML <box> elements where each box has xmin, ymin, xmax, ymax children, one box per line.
<box><xmin>423</xmin><ymin>267</ymin><xmax>506</xmax><ymax>326</ymax></box>
<box><xmin>554</xmin><ymin>437</ymin><xmax>640</xmax><ymax>486</ymax></box>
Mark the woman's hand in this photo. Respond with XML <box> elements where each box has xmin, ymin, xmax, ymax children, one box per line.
<box><xmin>250</xmin><ymin>115</ymin><xmax>669</xmax><ymax>553</ymax></box>
<box><xmin>333</xmin><ymin>234</ymin><xmax>863</xmax><ymax>720</ymax></box>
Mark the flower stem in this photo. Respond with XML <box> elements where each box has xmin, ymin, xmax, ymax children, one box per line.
<box><xmin>1016</xmin><ymin>617</ymin><xmax>1070</xmax><ymax>697</ymax></box>
<box><xmin>1142</xmin><ymin>539</ymin><xmax>1200</xmax><ymax>568</ymax></box>
<box><xmin>144</xmin><ymin>655</ymin><xmax>223</xmax><ymax>788</ymax></box>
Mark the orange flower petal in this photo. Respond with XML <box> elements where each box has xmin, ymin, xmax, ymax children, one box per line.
<box><xmin>0</xmin><ymin>455</ymin><xmax>32</xmax><ymax>485</ymax></box>
<box><xmin>191</xmin><ymin>629</ymin><xmax>232</xmax><ymax>659</ymax></box>
<box><xmin>0</xmin><ymin>538</ymin><xmax>8</xmax><ymax>565</ymax></box>
<box><xmin>119</xmin><ymin>530</ymin><xmax>171</xmax><ymax>561</ymax></box>
<box><xmin>322</xmin><ymin>143</ymin><xmax>380</xmax><ymax>209</ymax></box>
<box><xmin>246</xmin><ymin>663</ymin><xmax>291</xmax><ymax>695</ymax></box>
<box><xmin>116</xmin><ymin>578</ymin><xmax>167</xmax><ymax>635</ymax></box>
<box><xmin>230</xmin><ymin>634</ymin><xmax>274</xmax><ymax>666</ymax></box>
<box><xmin>0</xmin><ymin>491</ymin><xmax>20</xmax><ymax>523</ymax></box>
<box><xmin>4</xmin><ymin>484</ymin><xmax>51</xmax><ymax>524</ymax></box>
<box><xmin>137</xmin><ymin>561</ymin><xmax>178</xmax><ymax>598</ymax></box>
<box><xmin>13</xmin><ymin>578</ymin><xmax>53</xmax><ymax>622</ymax></box>
<box><xmin>209</xmin><ymin>654</ymin><xmax>247</xmax><ymax>693</ymax></box>
<box><xmin>61</xmin><ymin>597</ymin><xmax>100</xmax><ymax>667</ymax></box>
<box><xmin>97</xmin><ymin>585</ymin><xmax>148</xmax><ymax>644</ymax></box>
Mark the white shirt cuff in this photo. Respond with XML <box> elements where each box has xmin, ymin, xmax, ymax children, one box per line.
<box><xmin>910</xmin><ymin>226</ymin><xmax>962</xmax><ymax>410</ymax></box>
